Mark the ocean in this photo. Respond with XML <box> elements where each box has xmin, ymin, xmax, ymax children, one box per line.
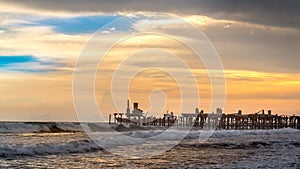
<box><xmin>0</xmin><ymin>122</ymin><xmax>299</xmax><ymax>168</ymax></box>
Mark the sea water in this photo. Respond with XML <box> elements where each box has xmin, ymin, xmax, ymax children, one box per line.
<box><xmin>0</xmin><ymin>123</ymin><xmax>299</xmax><ymax>168</ymax></box>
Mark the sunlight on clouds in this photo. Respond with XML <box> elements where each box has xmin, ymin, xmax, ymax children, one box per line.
<box><xmin>0</xmin><ymin>7</ymin><xmax>299</xmax><ymax>120</ymax></box>
<box><xmin>94</xmin><ymin>33</ymin><xmax>212</xmax><ymax>117</ymax></box>
<box><xmin>0</xmin><ymin>25</ymin><xmax>90</xmax><ymax>69</ymax></box>
<box><xmin>186</xmin><ymin>15</ymin><xmax>226</xmax><ymax>26</ymax></box>
<box><xmin>225</xmin><ymin>70</ymin><xmax>300</xmax><ymax>114</ymax></box>
<box><xmin>1</xmin><ymin>68</ymin><xmax>298</xmax><ymax>121</ymax></box>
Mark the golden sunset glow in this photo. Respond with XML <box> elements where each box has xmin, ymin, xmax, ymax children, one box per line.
<box><xmin>0</xmin><ymin>1</ymin><xmax>299</xmax><ymax>122</ymax></box>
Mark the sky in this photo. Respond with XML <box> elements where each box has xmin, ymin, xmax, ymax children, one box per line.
<box><xmin>0</xmin><ymin>0</ymin><xmax>299</xmax><ymax>121</ymax></box>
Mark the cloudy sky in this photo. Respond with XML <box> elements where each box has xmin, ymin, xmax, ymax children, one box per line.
<box><xmin>0</xmin><ymin>0</ymin><xmax>299</xmax><ymax>121</ymax></box>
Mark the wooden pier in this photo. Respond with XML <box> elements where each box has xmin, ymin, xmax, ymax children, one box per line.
<box><xmin>109</xmin><ymin>108</ymin><xmax>300</xmax><ymax>130</ymax></box>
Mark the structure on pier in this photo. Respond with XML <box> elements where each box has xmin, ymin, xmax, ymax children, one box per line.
<box><xmin>110</xmin><ymin>100</ymin><xmax>146</xmax><ymax>125</ymax></box>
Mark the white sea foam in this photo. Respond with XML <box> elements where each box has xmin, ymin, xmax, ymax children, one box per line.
<box><xmin>0</xmin><ymin>139</ymin><xmax>101</xmax><ymax>157</ymax></box>
<box><xmin>0</xmin><ymin>126</ymin><xmax>299</xmax><ymax>158</ymax></box>
<box><xmin>122</xmin><ymin>127</ymin><xmax>299</xmax><ymax>140</ymax></box>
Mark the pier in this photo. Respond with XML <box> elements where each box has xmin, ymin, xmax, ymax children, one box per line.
<box><xmin>109</xmin><ymin>100</ymin><xmax>300</xmax><ymax>130</ymax></box>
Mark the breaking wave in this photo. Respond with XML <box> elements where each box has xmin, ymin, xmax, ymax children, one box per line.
<box><xmin>124</xmin><ymin>127</ymin><xmax>299</xmax><ymax>139</ymax></box>
<box><xmin>0</xmin><ymin>139</ymin><xmax>102</xmax><ymax>157</ymax></box>
<box><xmin>0</xmin><ymin>122</ymin><xmax>84</xmax><ymax>133</ymax></box>
<box><xmin>0</xmin><ymin>122</ymin><xmax>299</xmax><ymax>157</ymax></box>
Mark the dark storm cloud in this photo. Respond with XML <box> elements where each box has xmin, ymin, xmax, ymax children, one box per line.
<box><xmin>1</xmin><ymin>0</ymin><xmax>300</xmax><ymax>29</ymax></box>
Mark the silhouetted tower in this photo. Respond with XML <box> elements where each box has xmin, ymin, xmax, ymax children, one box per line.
<box><xmin>238</xmin><ymin>110</ymin><xmax>242</xmax><ymax>115</ymax></box>
<box><xmin>132</xmin><ymin>102</ymin><xmax>143</xmax><ymax>125</ymax></box>
<box><xmin>268</xmin><ymin>110</ymin><xmax>272</xmax><ymax>115</ymax></box>
<box><xmin>126</xmin><ymin>99</ymin><xmax>131</xmax><ymax>120</ymax></box>
<box><xmin>134</xmin><ymin>102</ymin><xmax>138</xmax><ymax>110</ymax></box>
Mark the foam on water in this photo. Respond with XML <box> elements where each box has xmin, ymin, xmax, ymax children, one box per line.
<box><xmin>0</xmin><ymin>126</ymin><xmax>298</xmax><ymax>158</ymax></box>
<box><xmin>0</xmin><ymin>139</ymin><xmax>102</xmax><ymax>157</ymax></box>
<box><xmin>0</xmin><ymin>127</ymin><xmax>299</xmax><ymax>168</ymax></box>
<box><xmin>123</xmin><ymin>127</ymin><xmax>299</xmax><ymax>139</ymax></box>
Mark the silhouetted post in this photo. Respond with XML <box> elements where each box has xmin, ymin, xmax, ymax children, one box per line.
<box><xmin>279</xmin><ymin>116</ymin><xmax>283</xmax><ymax>128</ymax></box>
<box><xmin>241</xmin><ymin>117</ymin><xmax>244</xmax><ymax>130</ymax></box>
<box><xmin>138</xmin><ymin>115</ymin><xmax>141</xmax><ymax>126</ymax></box>
<box><xmin>226</xmin><ymin>116</ymin><xmax>230</xmax><ymax>129</ymax></box>
<box><xmin>195</xmin><ymin>114</ymin><xmax>199</xmax><ymax>127</ymax></box>
<box><xmin>249</xmin><ymin>115</ymin><xmax>252</xmax><ymax>129</ymax></box>
<box><xmin>126</xmin><ymin>99</ymin><xmax>130</xmax><ymax>123</ymax></box>
<box><xmin>113</xmin><ymin>113</ymin><xmax>118</xmax><ymax>124</ymax></box>
<box><xmin>267</xmin><ymin>110</ymin><xmax>271</xmax><ymax>129</ymax></box>
<box><xmin>200</xmin><ymin>113</ymin><xmax>204</xmax><ymax>129</ymax></box>
<box><xmin>274</xmin><ymin>114</ymin><xmax>278</xmax><ymax>129</ymax></box>
<box><xmin>119</xmin><ymin>113</ymin><xmax>123</xmax><ymax>124</ymax></box>
<box><xmin>259</xmin><ymin>115</ymin><xmax>262</xmax><ymax>129</ymax></box>
<box><xmin>109</xmin><ymin>114</ymin><xmax>111</xmax><ymax>124</ymax></box>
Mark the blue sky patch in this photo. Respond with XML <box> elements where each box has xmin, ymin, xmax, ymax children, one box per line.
<box><xmin>0</xmin><ymin>55</ymin><xmax>38</xmax><ymax>66</ymax></box>
<box><xmin>0</xmin><ymin>55</ymin><xmax>65</xmax><ymax>73</ymax></box>
<box><xmin>16</xmin><ymin>15</ymin><xmax>138</xmax><ymax>34</ymax></box>
<box><xmin>35</xmin><ymin>15</ymin><xmax>122</xmax><ymax>34</ymax></box>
